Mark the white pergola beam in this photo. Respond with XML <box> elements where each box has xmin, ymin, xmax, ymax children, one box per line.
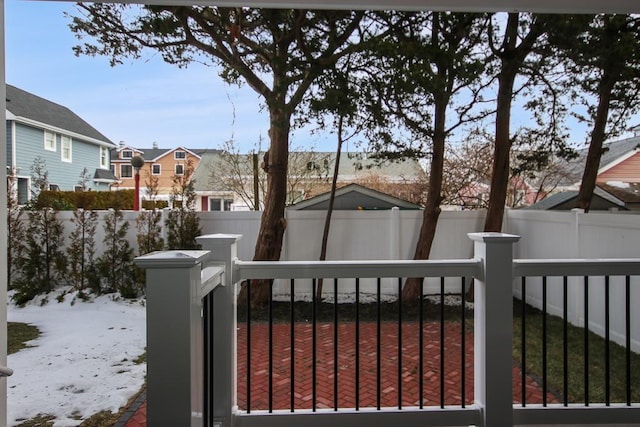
<box><xmin>49</xmin><ymin>0</ymin><xmax>640</xmax><ymax>13</ymax></box>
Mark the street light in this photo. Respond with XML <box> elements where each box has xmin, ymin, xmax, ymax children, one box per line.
<box><xmin>130</xmin><ymin>155</ymin><xmax>145</xmax><ymax>211</ymax></box>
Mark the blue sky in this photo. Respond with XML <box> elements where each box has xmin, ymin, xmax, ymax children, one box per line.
<box><xmin>5</xmin><ymin>2</ymin><xmax>639</xmax><ymax>154</ymax></box>
<box><xmin>5</xmin><ymin>1</ymin><xmax>331</xmax><ymax>153</ymax></box>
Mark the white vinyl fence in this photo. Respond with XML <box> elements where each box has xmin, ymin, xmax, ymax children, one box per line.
<box><xmin>506</xmin><ymin>209</ymin><xmax>640</xmax><ymax>352</ymax></box>
<box><xmin>48</xmin><ymin>207</ymin><xmax>640</xmax><ymax>351</ymax></box>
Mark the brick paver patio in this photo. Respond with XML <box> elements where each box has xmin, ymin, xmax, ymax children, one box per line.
<box><xmin>124</xmin><ymin>320</ymin><xmax>555</xmax><ymax>426</ymax></box>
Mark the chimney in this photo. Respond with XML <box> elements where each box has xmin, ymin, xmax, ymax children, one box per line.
<box><xmin>119</xmin><ymin>141</ymin><xmax>125</xmax><ymax>148</ymax></box>
<box><xmin>153</xmin><ymin>141</ymin><xmax>158</xmax><ymax>149</ymax></box>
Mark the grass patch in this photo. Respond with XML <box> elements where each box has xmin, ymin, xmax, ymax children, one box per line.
<box><xmin>8</xmin><ymin>322</ymin><xmax>40</xmax><ymax>355</ymax></box>
<box><xmin>513</xmin><ymin>299</ymin><xmax>640</xmax><ymax>404</ymax></box>
<box><xmin>14</xmin><ymin>415</ymin><xmax>56</xmax><ymax>427</ymax></box>
<box><xmin>134</xmin><ymin>350</ymin><xmax>147</xmax><ymax>365</ymax></box>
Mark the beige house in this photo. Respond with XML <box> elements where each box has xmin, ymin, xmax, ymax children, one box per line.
<box><xmin>110</xmin><ymin>142</ymin><xmax>207</xmax><ymax>204</ymax></box>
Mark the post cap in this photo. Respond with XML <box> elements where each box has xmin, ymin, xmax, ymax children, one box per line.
<box><xmin>468</xmin><ymin>232</ymin><xmax>521</xmax><ymax>243</ymax></box>
<box><xmin>134</xmin><ymin>250</ymin><xmax>210</xmax><ymax>269</ymax></box>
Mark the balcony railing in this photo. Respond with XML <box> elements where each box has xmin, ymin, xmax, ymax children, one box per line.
<box><xmin>135</xmin><ymin>233</ymin><xmax>640</xmax><ymax>427</ymax></box>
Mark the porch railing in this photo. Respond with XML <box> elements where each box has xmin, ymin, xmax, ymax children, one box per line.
<box><xmin>136</xmin><ymin>233</ymin><xmax>640</xmax><ymax>427</ymax></box>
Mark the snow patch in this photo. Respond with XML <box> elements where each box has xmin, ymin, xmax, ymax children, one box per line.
<box><xmin>7</xmin><ymin>289</ymin><xmax>146</xmax><ymax>426</ymax></box>
<box><xmin>606</xmin><ymin>181</ymin><xmax>630</xmax><ymax>189</ymax></box>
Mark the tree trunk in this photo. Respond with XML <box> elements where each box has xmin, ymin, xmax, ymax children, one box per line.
<box><xmin>239</xmin><ymin>106</ymin><xmax>291</xmax><ymax>307</ymax></box>
<box><xmin>576</xmin><ymin>75</ymin><xmax>615</xmax><ymax>212</ymax></box>
<box><xmin>484</xmin><ymin>62</ymin><xmax>518</xmax><ymax>232</ymax></box>
<box><xmin>402</xmin><ymin>92</ymin><xmax>446</xmax><ymax>302</ymax></box>
<box><xmin>316</xmin><ymin>115</ymin><xmax>345</xmax><ymax>301</ymax></box>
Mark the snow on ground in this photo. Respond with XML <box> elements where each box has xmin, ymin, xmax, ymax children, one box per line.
<box><xmin>6</xmin><ymin>289</ymin><xmax>146</xmax><ymax>426</ymax></box>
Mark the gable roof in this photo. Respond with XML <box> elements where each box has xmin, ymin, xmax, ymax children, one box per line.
<box><xmin>598</xmin><ymin>136</ymin><xmax>640</xmax><ymax>174</ymax></box>
<box><xmin>5</xmin><ymin>84</ymin><xmax>114</xmax><ymax>146</ymax></box>
<box><xmin>324</xmin><ymin>152</ymin><xmax>426</xmax><ymax>180</ymax></box>
<box><xmin>288</xmin><ymin>183</ymin><xmax>422</xmax><ymax>211</ymax></box>
<box><xmin>112</xmin><ymin>146</ymin><xmax>210</xmax><ymax>162</ymax></box>
<box><xmin>525</xmin><ymin>186</ymin><xmax>626</xmax><ymax>211</ymax></box>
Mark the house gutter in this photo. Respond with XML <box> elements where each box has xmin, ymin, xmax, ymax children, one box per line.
<box><xmin>10</xmin><ymin>115</ymin><xmax>115</xmax><ymax>147</ymax></box>
<box><xmin>0</xmin><ymin>2</ymin><xmax>9</xmax><ymax>426</ymax></box>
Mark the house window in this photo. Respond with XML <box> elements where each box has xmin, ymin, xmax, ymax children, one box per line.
<box><xmin>110</xmin><ymin>165</ymin><xmax>115</xmax><ymax>175</ymax></box>
<box><xmin>61</xmin><ymin>136</ymin><xmax>72</xmax><ymax>162</ymax></box>
<box><xmin>74</xmin><ymin>185</ymin><xmax>84</xmax><ymax>192</ymax></box>
<box><xmin>100</xmin><ymin>147</ymin><xmax>110</xmax><ymax>168</ymax></box>
<box><xmin>174</xmin><ymin>150</ymin><xmax>186</xmax><ymax>160</ymax></box>
<box><xmin>121</xmin><ymin>164</ymin><xmax>133</xmax><ymax>178</ymax></box>
<box><xmin>121</xmin><ymin>150</ymin><xmax>133</xmax><ymax>159</ymax></box>
<box><xmin>152</xmin><ymin>164</ymin><xmax>161</xmax><ymax>175</ymax></box>
<box><xmin>49</xmin><ymin>184</ymin><xmax>60</xmax><ymax>191</ymax></box>
<box><xmin>44</xmin><ymin>130</ymin><xmax>56</xmax><ymax>151</ymax></box>
<box><xmin>175</xmin><ymin>164</ymin><xmax>184</xmax><ymax>175</ymax></box>
<box><xmin>209</xmin><ymin>198</ymin><xmax>233</xmax><ymax>211</ymax></box>
<box><xmin>17</xmin><ymin>178</ymin><xmax>29</xmax><ymax>205</ymax></box>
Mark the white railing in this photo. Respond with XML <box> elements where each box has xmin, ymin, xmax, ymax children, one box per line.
<box><xmin>136</xmin><ymin>233</ymin><xmax>640</xmax><ymax>427</ymax></box>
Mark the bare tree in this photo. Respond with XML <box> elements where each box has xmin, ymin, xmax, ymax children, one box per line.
<box><xmin>208</xmin><ymin>139</ymin><xmax>331</xmax><ymax>210</ymax></box>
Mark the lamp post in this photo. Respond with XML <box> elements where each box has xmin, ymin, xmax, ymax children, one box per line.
<box><xmin>130</xmin><ymin>155</ymin><xmax>145</xmax><ymax>211</ymax></box>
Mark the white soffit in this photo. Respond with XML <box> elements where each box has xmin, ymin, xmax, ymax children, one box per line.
<box><xmin>51</xmin><ymin>0</ymin><xmax>640</xmax><ymax>13</ymax></box>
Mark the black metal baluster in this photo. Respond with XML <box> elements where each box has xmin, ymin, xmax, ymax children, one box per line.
<box><xmin>355</xmin><ymin>277</ymin><xmax>360</xmax><ymax>410</ymax></box>
<box><xmin>605</xmin><ymin>276</ymin><xmax>610</xmax><ymax>406</ymax></box>
<box><xmin>563</xmin><ymin>276</ymin><xmax>568</xmax><ymax>407</ymax></box>
<box><xmin>203</xmin><ymin>292</ymin><xmax>211</xmax><ymax>425</ymax></box>
<box><xmin>398</xmin><ymin>277</ymin><xmax>403</xmax><ymax>409</ymax></box>
<box><xmin>461</xmin><ymin>277</ymin><xmax>466</xmax><ymax>408</ymax></box>
<box><xmin>290</xmin><ymin>279</ymin><xmax>295</xmax><ymax>412</ymax></box>
<box><xmin>440</xmin><ymin>277</ymin><xmax>445</xmax><ymax>409</ymax></box>
<box><xmin>419</xmin><ymin>277</ymin><xmax>424</xmax><ymax>409</ymax></box>
<box><xmin>584</xmin><ymin>276</ymin><xmax>589</xmax><ymax>406</ymax></box>
<box><xmin>626</xmin><ymin>275</ymin><xmax>631</xmax><ymax>406</ymax></box>
<box><xmin>312</xmin><ymin>278</ymin><xmax>317</xmax><ymax>412</ymax></box>
<box><xmin>334</xmin><ymin>278</ymin><xmax>338</xmax><ymax>411</ymax></box>
<box><xmin>521</xmin><ymin>277</ymin><xmax>527</xmax><ymax>406</ymax></box>
<box><xmin>543</xmin><ymin>276</ymin><xmax>548</xmax><ymax>406</ymax></box>
<box><xmin>269</xmin><ymin>279</ymin><xmax>273</xmax><ymax>413</ymax></box>
<box><xmin>247</xmin><ymin>280</ymin><xmax>252</xmax><ymax>413</ymax></box>
<box><xmin>377</xmin><ymin>277</ymin><xmax>382</xmax><ymax>410</ymax></box>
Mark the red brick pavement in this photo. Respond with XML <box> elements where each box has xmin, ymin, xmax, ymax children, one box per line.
<box><xmin>124</xmin><ymin>321</ymin><xmax>555</xmax><ymax>426</ymax></box>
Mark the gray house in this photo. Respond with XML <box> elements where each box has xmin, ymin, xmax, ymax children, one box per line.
<box><xmin>6</xmin><ymin>84</ymin><xmax>117</xmax><ymax>203</ymax></box>
<box><xmin>288</xmin><ymin>183</ymin><xmax>422</xmax><ymax>211</ymax></box>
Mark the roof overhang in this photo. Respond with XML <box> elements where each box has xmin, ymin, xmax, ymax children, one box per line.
<box><xmin>84</xmin><ymin>0</ymin><xmax>640</xmax><ymax>14</ymax></box>
<box><xmin>7</xmin><ymin>114</ymin><xmax>116</xmax><ymax>147</ymax></box>
<box><xmin>598</xmin><ymin>147</ymin><xmax>640</xmax><ymax>175</ymax></box>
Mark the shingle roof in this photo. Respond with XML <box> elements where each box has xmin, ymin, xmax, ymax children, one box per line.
<box><xmin>6</xmin><ymin>84</ymin><xmax>114</xmax><ymax>145</ymax></box>
<box><xmin>93</xmin><ymin>169</ymin><xmax>118</xmax><ymax>182</ymax></box>
<box><xmin>600</xmin><ymin>135</ymin><xmax>640</xmax><ymax>167</ymax></box>
<box><xmin>288</xmin><ymin>183</ymin><xmax>421</xmax><ymax>210</ymax></box>
<box><xmin>524</xmin><ymin>191</ymin><xmax>578</xmax><ymax>210</ymax></box>
<box><xmin>525</xmin><ymin>186</ymin><xmax>625</xmax><ymax>210</ymax></box>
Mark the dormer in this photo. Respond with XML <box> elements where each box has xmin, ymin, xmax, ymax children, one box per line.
<box><xmin>115</xmin><ymin>143</ymin><xmax>144</xmax><ymax>161</ymax></box>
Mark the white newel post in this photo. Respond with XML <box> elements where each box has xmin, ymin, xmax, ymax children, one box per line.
<box><xmin>469</xmin><ymin>232</ymin><xmax>520</xmax><ymax>427</ymax></box>
<box><xmin>135</xmin><ymin>250</ymin><xmax>211</xmax><ymax>427</ymax></box>
<box><xmin>197</xmin><ymin>234</ymin><xmax>242</xmax><ymax>427</ymax></box>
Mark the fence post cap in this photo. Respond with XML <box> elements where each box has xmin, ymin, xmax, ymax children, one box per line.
<box><xmin>134</xmin><ymin>250</ymin><xmax>210</xmax><ymax>269</ymax></box>
<box><xmin>468</xmin><ymin>232</ymin><xmax>521</xmax><ymax>243</ymax></box>
<box><xmin>197</xmin><ymin>233</ymin><xmax>242</xmax><ymax>243</ymax></box>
